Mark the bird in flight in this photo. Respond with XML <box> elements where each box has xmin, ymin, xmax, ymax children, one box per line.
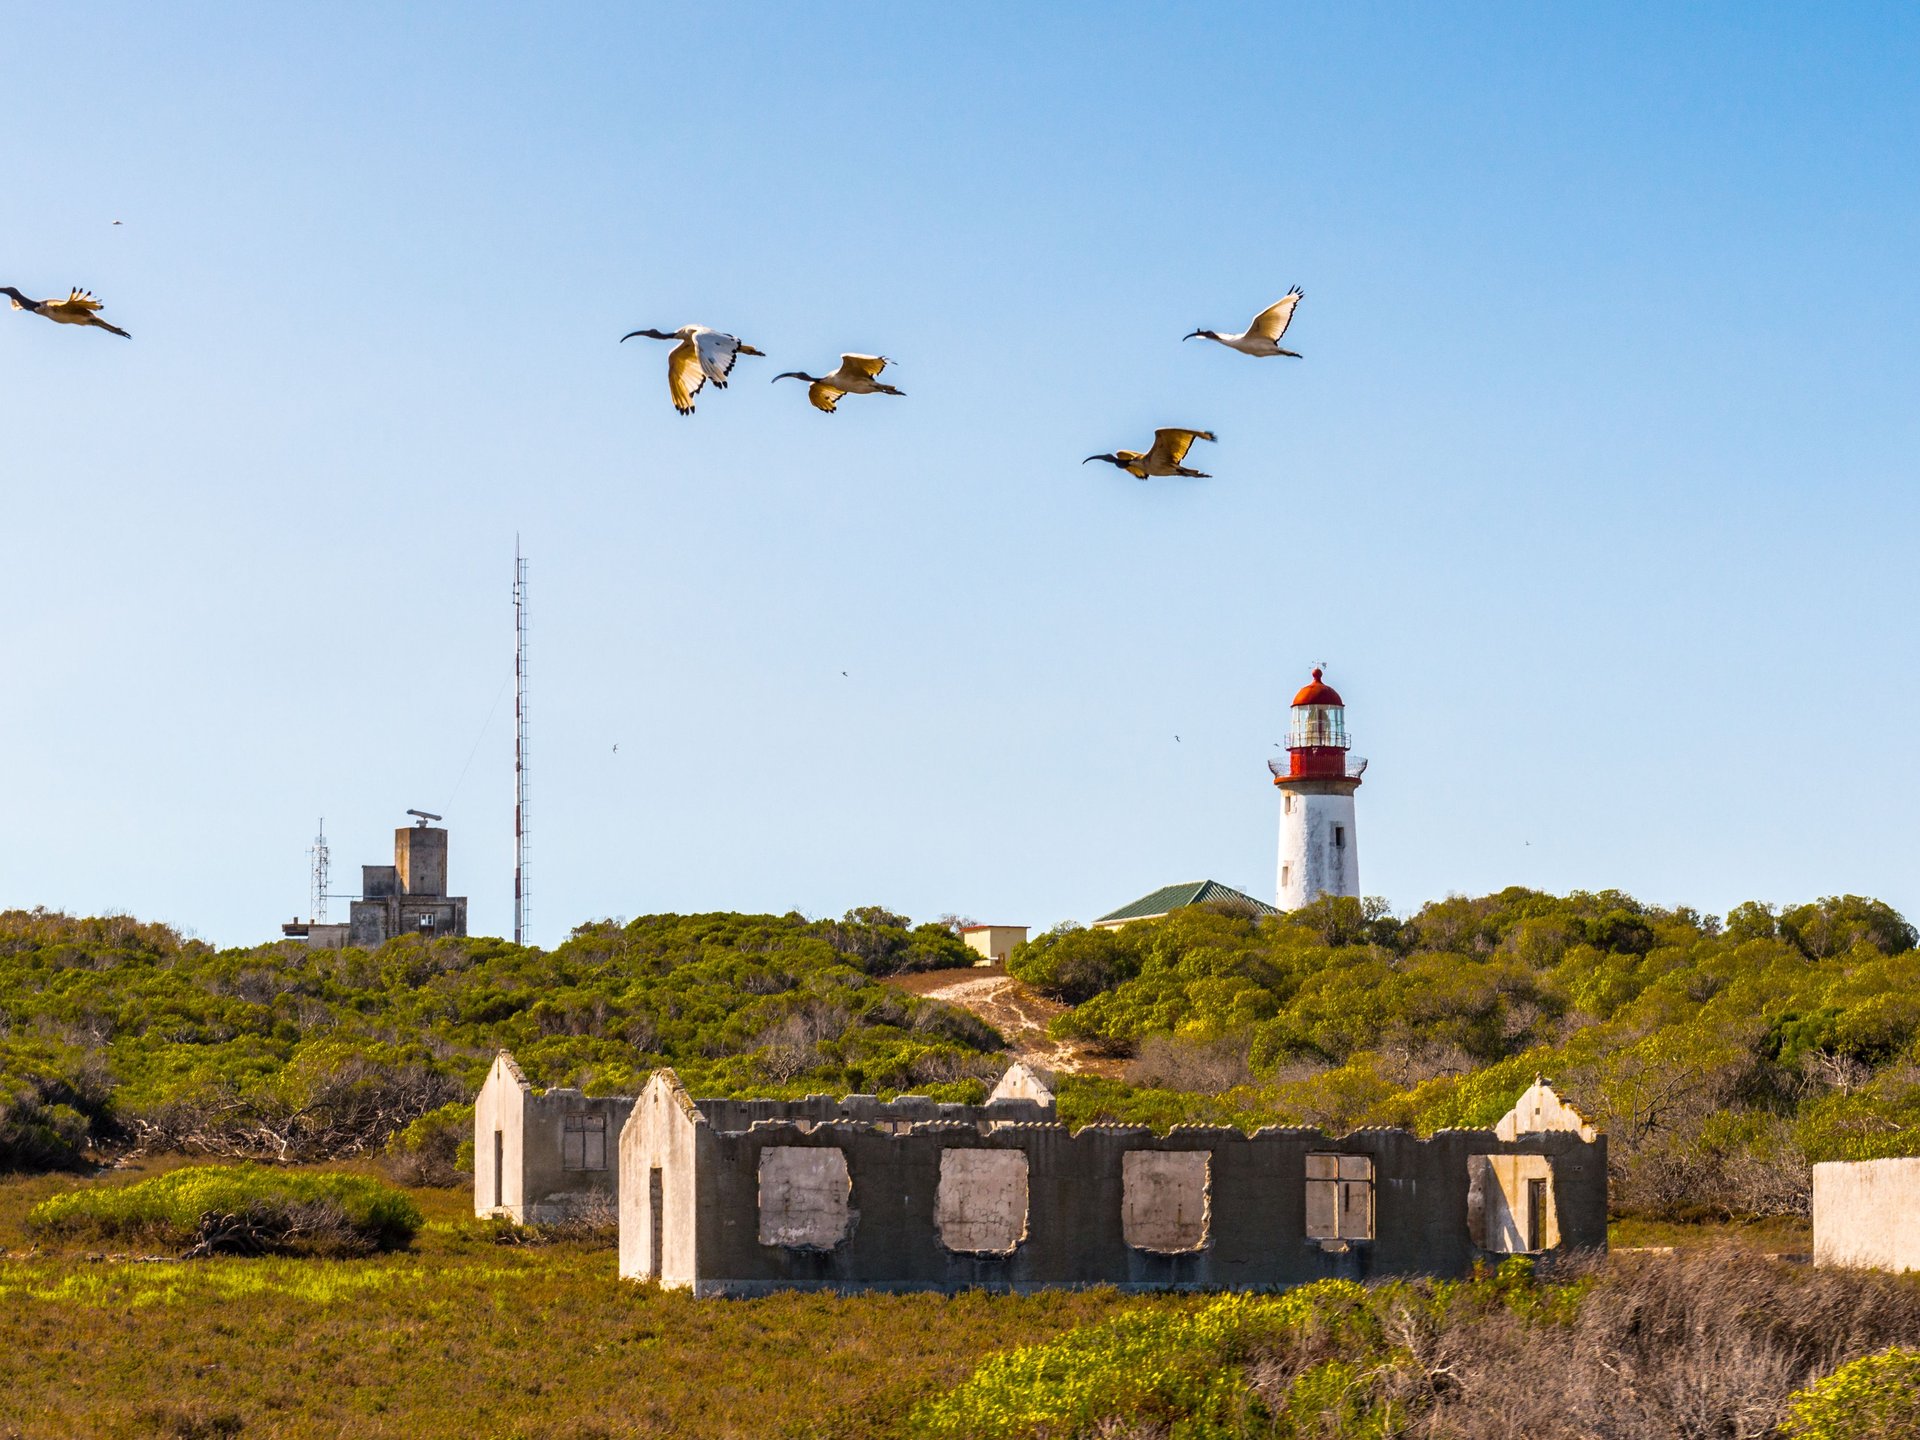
<box><xmin>1174</xmin><ymin>735</ymin><xmax>1182</xmax><ymax>743</ymax></box>
<box><xmin>1184</xmin><ymin>287</ymin><xmax>1304</xmax><ymax>358</ymax></box>
<box><xmin>619</xmin><ymin>324</ymin><xmax>764</xmax><ymax>415</ymax></box>
<box><xmin>841</xmin><ymin>671</ymin><xmax>849</xmax><ymax>677</ymax></box>
<box><xmin>2</xmin><ymin>287</ymin><xmax>131</xmax><ymax>338</ymax></box>
<box><xmin>1084</xmin><ymin>428</ymin><xmax>1216</xmax><ymax>480</ymax></box>
<box><xmin>612</xmin><ymin>744</ymin><xmax>619</xmax><ymax>754</ymax></box>
<box><xmin>772</xmin><ymin>354</ymin><xmax>904</xmax><ymax>413</ymax></box>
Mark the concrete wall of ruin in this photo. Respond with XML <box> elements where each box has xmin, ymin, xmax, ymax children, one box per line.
<box><xmin>653</xmin><ymin>1113</ymin><xmax>1606</xmax><ymax>1297</ymax></box>
<box><xmin>619</xmin><ymin>1070</ymin><xmax>704</xmax><ymax>1287</ymax></box>
<box><xmin>1814</xmin><ymin>1158</ymin><xmax>1920</xmax><ymax>1274</ymax></box>
<box><xmin>473</xmin><ymin>1052</ymin><xmax>633</xmax><ymax>1223</ymax></box>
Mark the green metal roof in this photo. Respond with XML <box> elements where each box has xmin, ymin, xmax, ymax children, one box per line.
<box><xmin>1094</xmin><ymin>880</ymin><xmax>1277</xmax><ymax>925</ymax></box>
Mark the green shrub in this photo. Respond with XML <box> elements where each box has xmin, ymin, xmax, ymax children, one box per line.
<box><xmin>910</xmin><ymin>1283</ymin><xmax>1374</xmax><ymax>1438</ymax></box>
<box><xmin>1785</xmin><ymin>1347</ymin><xmax>1920</xmax><ymax>1438</ymax></box>
<box><xmin>27</xmin><ymin>1164</ymin><xmax>423</xmax><ymax>1256</ymax></box>
<box><xmin>382</xmin><ymin>1101</ymin><xmax>473</xmax><ymax>1187</ymax></box>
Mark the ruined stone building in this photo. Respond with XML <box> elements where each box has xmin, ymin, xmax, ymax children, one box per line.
<box><xmin>473</xmin><ymin>1053</ymin><xmax>633</xmax><ymax>1223</ymax></box>
<box><xmin>472</xmin><ymin>1054</ymin><xmax>1604</xmax><ymax>1295</ymax></box>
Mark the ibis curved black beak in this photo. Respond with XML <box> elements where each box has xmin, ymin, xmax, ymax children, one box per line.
<box><xmin>619</xmin><ymin>330</ymin><xmax>644</xmax><ymax>343</ymax></box>
<box><xmin>772</xmin><ymin>372</ymin><xmax>806</xmax><ymax>383</ymax></box>
<box><xmin>1182</xmin><ymin>329</ymin><xmax>1204</xmax><ymax>341</ymax></box>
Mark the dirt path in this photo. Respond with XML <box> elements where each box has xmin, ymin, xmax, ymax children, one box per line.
<box><xmin>888</xmin><ymin>966</ymin><xmax>1124</xmax><ymax>1079</ymax></box>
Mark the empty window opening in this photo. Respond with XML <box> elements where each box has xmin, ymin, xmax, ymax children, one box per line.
<box><xmin>1281</xmin><ymin>865</ymin><xmax>1291</xmax><ymax>888</ymax></box>
<box><xmin>1305</xmin><ymin>1153</ymin><xmax>1374</xmax><ymax>1241</ymax></box>
<box><xmin>1284</xmin><ymin>794</ymin><xmax>1294</xmax><ymax>814</ymax></box>
<box><xmin>648</xmin><ymin>1166</ymin><xmax>664</xmax><ymax>1279</ymax></box>
<box><xmin>1334</xmin><ymin>825</ymin><xmax>1345</xmax><ymax>849</ymax></box>
<box><xmin>563</xmin><ymin>1112</ymin><xmax>608</xmax><ymax>1171</ymax></box>
<box><xmin>492</xmin><ymin>1129</ymin><xmax>504</xmax><ymax>1209</ymax></box>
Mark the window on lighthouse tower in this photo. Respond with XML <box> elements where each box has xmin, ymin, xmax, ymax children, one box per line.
<box><xmin>1334</xmin><ymin>826</ymin><xmax>1345</xmax><ymax>849</ymax></box>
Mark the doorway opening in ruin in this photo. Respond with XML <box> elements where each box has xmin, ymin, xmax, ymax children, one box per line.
<box><xmin>649</xmin><ymin>1166</ymin><xmax>664</xmax><ymax>1278</ymax></box>
<box><xmin>493</xmin><ymin>1130</ymin><xmax>503</xmax><ymax>1210</ymax></box>
<box><xmin>1527</xmin><ymin>1177</ymin><xmax>1547</xmax><ymax>1252</ymax></box>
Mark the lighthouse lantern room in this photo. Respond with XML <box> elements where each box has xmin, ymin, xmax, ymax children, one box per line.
<box><xmin>1268</xmin><ymin>668</ymin><xmax>1364</xmax><ymax>910</ymax></box>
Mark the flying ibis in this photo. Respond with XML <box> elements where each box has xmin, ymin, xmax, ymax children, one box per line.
<box><xmin>1083</xmin><ymin>428</ymin><xmax>1217</xmax><ymax>480</ymax></box>
<box><xmin>1184</xmin><ymin>287</ymin><xmax>1303</xmax><ymax>357</ymax></box>
<box><xmin>1</xmin><ymin>287</ymin><xmax>131</xmax><ymax>338</ymax></box>
<box><xmin>772</xmin><ymin>354</ymin><xmax>903</xmax><ymax>413</ymax></box>
<box><xmin>619</xmin><ymin>324</ymin><xmax>764</xmax><ymax>415</ymax></box>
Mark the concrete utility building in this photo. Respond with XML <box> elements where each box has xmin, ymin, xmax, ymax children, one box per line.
<box><xmin>285</xmin><ymin>815</ymin><xmax>469</xmax><ymax>949</ymax></box>
<box><xmin>610</xmin><ymin>1071</ymin><xmax>1605</xmax><ymax>1296</ymax></box>
<box><xmin>1813</xmin><ymin>1158</ymin><xmax>1920</xmax><ymax>1273</ymax></box>
<box><xmin>1270</xmin><ymin>668</ymin><xmax>1366</xmax><ymax>911</ymax></box>
<box><xmin>961</xmin><ymin>925</ymin><xmax>1029</xmax><ymax>965</ymax></box>
<box><xmin>1094</xmin><ymin>880</ymin><xmax>1276</xmax><ymax>930</ymax></box>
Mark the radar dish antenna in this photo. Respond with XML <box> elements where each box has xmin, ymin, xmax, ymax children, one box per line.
<box><xmin>406</xmin><ymin>808</ymin><xmax>443</xmax><ymax>827</ymax></box>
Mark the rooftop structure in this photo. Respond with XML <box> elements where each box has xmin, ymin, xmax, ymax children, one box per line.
<box><xmin>1093</xmin><ymin>880</ymin><xmax>1276</xmax><ymax>930</ymax></box>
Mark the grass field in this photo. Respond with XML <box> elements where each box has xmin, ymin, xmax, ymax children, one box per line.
<box><xmin>0</xmin><ymin>1164</ymin><xmax>1841</xmax><ymax>1440</ymax></box>
<box><xmin>0</xmin><ymin>1166</ymin><xmax>1137</xmax><ymax>1440</ymax></box>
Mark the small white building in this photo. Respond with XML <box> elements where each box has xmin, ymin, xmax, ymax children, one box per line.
<box><xmin>961</xmin><ymin>925</ymin><xmax>1028</xmax><ymax>966</ymax></box>
<box><xmin>1268</xmin><ymin>668</ymin><xmax>1365</xmax><ymax>911</ymax></box>
<box><xmin>1814</xmin><ymin>1158</ymin><xmax>1920</xmax><ymax>1273</ymax></box>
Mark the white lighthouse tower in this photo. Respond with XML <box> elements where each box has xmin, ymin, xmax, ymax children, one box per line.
<box><xmin>1268</xmin><ymin>668</ymin><xmax>1364</xmax><ymax>910</ymax></box>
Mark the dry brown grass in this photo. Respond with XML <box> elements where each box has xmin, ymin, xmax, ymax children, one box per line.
<box><xmin>0</xmin><ymin>1168</ymin><xmax>1132</xmax><ymax>1440</ymax></box>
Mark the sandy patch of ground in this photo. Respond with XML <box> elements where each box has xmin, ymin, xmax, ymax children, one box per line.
<box><xmin>887</xmin><ymin>966</ymin><xmax>1124</xmax><ymax>1079</ymax></box>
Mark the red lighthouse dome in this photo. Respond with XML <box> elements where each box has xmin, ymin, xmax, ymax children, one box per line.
<box><xmin>1290</xmin><ymin>668</ymin><xmax>1343</xmax><ymax>708</ymax></box>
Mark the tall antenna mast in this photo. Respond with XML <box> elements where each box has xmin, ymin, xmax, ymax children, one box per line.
<box><xmin>513</xmin><ymin>540</ymin><xmax>531</xmax><ymax>945</ymax></box>
<box><xmin>309</xmin><ymin>818</ymin><xmax>330</xmax><ymax>924</ymax></box>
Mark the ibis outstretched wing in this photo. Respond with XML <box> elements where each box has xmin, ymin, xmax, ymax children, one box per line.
<box><xmin>839</xmin><ymin>354</ymin><xmax>889</xmax><ymax>380</ymax></box>
<box><xmin>65</xmin><ymin>289</ymin><xmax>103</xmax><ymax>311</ymax></box>
<box><xmin>667</xmin><ymin>340</ymin><xmax>708</xmax><ymax>414</ymax></box>
<box><xmin>1247</xmin><ymin>287</ymin><xmax>1302</xmax><ymax>342</ymax></box>
<box><xmin>1147</xmin><ymin>428</ymin><xmax>1216</xmax><ymax>468</ymax></box>
<box><xmin>808</xmin><ymin>381</ymin><xmax>843</xmax><ymax>413</ymax></box>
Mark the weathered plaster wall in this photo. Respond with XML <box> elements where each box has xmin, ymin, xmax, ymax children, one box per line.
<box><xmin>1814</xmin><ymin>1158</ymin><xmax>1920</xmax><ymax>1273</ymax></box>
<box><xmin>758</xmin><ymin>1147</ymin><xmax>854</xmax><ymax>1249</ymax></box>
<box><xmin>1121</xmin><ymin>1150</ymin><xmax>1210</xmax><ymax>1253</ymax></box>
<box><xmin>619</xmin><ymin>1070</ymin><xmax>703</xmax><ymax>1287</ymax></box>
<box><xmin>1275</xmin><ymin>780</ymin><xmax>1359</xmax><ymax>910</ymax></box>
<box><xmin>473</xmin><ymin>1052</ymin><xmax>632</xmax><ymax>1223</ymax></box>
<box><xmin>661</xmin><ymin>1116</ymin><xmax>1606</xmax><ymax>1296</ymax></box>
<box><xmin>473</xmin><ymin>1053</ymin><xmax>528</xmax><ymax>1217</ymax></box>
<box><xmin>987</xmin><ymin>1061</ymin><xmax>1056</xmax><ymax>1109</ymax></box>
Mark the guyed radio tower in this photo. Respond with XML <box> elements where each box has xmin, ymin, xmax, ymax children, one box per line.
<box><xmin>308</xmin><ymin>818</ymin><xmax>330</xmax><ymax>924</ymax></box>
<box><xmin>513</xmin><ymin>541</ymin><xmax>531</xmax><ymax>945</ymax></box>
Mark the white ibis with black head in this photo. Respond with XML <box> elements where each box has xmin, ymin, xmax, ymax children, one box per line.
<box><xmin>1184</xmin><ymin>287</ymin><xmax>1303</xmax><ymax>357</ymax></box>
<box><xmin>1083</xmin><ymin>428</ymin><xmax>1216</xmax><ymax>480</ymax></box>
<box><xmin>619</xmin><ymin>324</ymin><xmax>764</xmax><ymax>415</ymax></box>
<box><xmin>772</xmin><ymin>354</ymin><xmax>904</xmax><ymax>413</ymax></box>
<box><xmin>1</xmin><ymin>287</ymin><xmax>130</xmax><ymax>338</ymax></box>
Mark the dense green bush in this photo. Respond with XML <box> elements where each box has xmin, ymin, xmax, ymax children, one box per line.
<box><xmin>1785</xmin><ymin>1347</ymin><xmax>1920</xmax><ymax>1439</ymax></box>
<box><xmin>0</xmin><ymin>906</ymin><xmax>1003</xmax><ymax>1171</ymax></box>
<box><xmin>27</xmin><ymin>1164</ymin><xmax>423</xmax><ymax>1255</ymax></box>
<box><xmin>1037</xmin><ymin>889</ymin><xmax>1920</xmax><ymax>1219</ymax></box>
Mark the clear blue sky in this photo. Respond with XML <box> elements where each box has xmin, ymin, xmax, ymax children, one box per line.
<box><xmin>4</xmin><ymin>4</ymin><xmax>1917</xmax><ymax>946</ymax></box>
